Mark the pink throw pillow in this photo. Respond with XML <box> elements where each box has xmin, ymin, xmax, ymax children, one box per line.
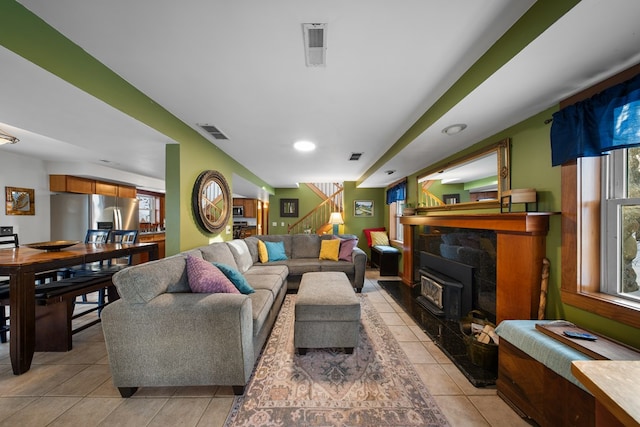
<box><xmin>338</xmin><ymin>238</ymin><xmax>358</xmax><ymax>262</ymax></box>
<box><xmin>186</xmin><ymin>255</ymin><xmax>240</xmax><ymax>294</ymax></box>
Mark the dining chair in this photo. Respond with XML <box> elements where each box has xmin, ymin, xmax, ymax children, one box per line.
<box><xmin>75</xmin><ymin>229</ymin><xmax>138</xmax><ymax>315</ymax></box>
<box><xmin>0</xmin><ymin>234</ymin><xmax>19</xmax><ymax>343</ymax></box>
<box><xmin>71</xmin><ymin>229</ymin><xmax>112</xmax><ymax>312</ymax></box>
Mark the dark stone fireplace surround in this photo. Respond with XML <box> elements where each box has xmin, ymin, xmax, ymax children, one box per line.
<box><xmin>394</xmin><ymin>212</ymin><xmax>553</xmax><ymax>386</ymax></box>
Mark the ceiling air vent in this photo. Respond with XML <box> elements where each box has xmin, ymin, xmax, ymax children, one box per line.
<box><xmin>199</xmin><ymin>124</ymin><xmax>228</xmax><ymax>140</ymax></box>
<box><xmin>303</xmin><ymin>23</ymin><xmax>327</xmax><ymax>67</ymax></box>
<box><xmin>349</xmin><ymin>152</ymin><xmax>362</xmax><ymax>161</ymax></box>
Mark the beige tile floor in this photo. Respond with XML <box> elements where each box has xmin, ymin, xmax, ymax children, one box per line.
<box><xmin>0</xmin><ymin>270</ymin><xmax>531</xmax><ymax>426</ymax></box>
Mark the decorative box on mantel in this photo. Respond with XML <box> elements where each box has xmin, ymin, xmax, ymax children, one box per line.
<box><xmin>501</xmin><ymin>188</ymin><xmax>537</xmax><ymax>213</ymax></box>
<box><xmin>400</xmin><ymin>212</ymin><xmax>555</xmax><ymax>323</ymax></box>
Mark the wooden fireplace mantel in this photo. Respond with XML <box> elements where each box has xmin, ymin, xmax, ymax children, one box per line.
<box><xmin>400</xmin><ymin>212</ymin><xmax>555</xmax><ymax>323</ymax></box>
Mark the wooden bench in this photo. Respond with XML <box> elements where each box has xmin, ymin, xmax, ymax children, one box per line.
<box><xmin>495</xmin><ymin>320</ymin><xmax>640</xmax><ymax>427</ymax></box>
<box><xmin>34</xmin><ymin>271</ymin><xmax>119</xmax><ymax>351</ymax></box>
<box><xmin>370</xmin><ymin>245</ymin><xmax>400</xmax><ymax>276</ymax></box>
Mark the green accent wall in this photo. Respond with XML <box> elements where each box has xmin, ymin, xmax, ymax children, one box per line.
<box><xmin>408</xmin><ymin>107</ymin><xmax>640</xmax><ymax>349</ymax></box>
<box><xmin>269</xmin><ymin>183</ymin><xmax>385</xmax><ymax>258</ymax></box>
<box><xmin>269</xmin><ymin>186</ymin><xmax>327</xmax><ymax>235</ymax></box>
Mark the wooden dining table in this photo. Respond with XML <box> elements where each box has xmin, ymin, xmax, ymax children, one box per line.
<box><xmin>0</xmin><ymin>242</ymin><xmax>159</xmax><ymax>375</ymax></box>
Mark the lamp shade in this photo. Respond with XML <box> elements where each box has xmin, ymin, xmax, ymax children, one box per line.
<box><xmin>328</xmin><ymin>212</ymin><xmax>344</xmax><ymax>224</ymax></box>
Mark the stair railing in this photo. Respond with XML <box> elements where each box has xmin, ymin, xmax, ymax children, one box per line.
<box><xmin>287</xmin><ymin>187</ymin><xmax>344</xmax><ymax>234</ymax></box>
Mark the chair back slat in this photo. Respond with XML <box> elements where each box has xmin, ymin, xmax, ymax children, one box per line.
<box><xmin>85</xmin><ymin>229</ymin><xmax>110</xmax><ymax>244</ymax></box>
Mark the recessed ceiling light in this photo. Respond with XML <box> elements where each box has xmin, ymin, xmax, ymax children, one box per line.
<box><xmin>294</xmin><ymin>140</ymin><xmax>316</xmax><ymax>152</ymax></box>
<box><xmin>442</xmin><ymin>124</ymin><xmax>467</xmax><ymax>135</ymax></box>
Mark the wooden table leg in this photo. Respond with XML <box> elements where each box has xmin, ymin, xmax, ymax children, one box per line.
<box><xmin>9</xmin><ymin>269</ymin><xmax>36</xmax><ymax>375</ymax></box>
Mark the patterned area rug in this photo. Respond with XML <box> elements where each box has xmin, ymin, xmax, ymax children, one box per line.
<box><xmin>224</xmin><ymin>294</ymin><xmax>450</xmax><ymax>427</ymax></box>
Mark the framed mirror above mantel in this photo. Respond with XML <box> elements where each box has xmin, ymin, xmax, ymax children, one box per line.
<box><xmin>416</xmin><ymin>139</ymin><xmax>510</xmax><ymax>213</ymax></box>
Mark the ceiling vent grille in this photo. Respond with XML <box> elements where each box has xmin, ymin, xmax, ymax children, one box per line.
<box><xmin>303</xmin><ymin>23</ymin><xmax>327</xmax><ymax>67</ymax></box>
<box><xmin>349</xmin><ymin>152</ymin><xmax>362</xmax><ymax>161</ymax></box>
<box><xmin>199</xmin><ymin>124</ymin><xmax>228</xmax><ymax>140</ymax></box>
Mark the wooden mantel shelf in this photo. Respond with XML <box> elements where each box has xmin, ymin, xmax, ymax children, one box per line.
<box><xmin>400</xmin><ymin>212</ymin><xmax>555</xmax><ymax>235</ymax></box>
<box><xmin>400</xmin><ymin>212</ymin><xmax>557</xmax><ymax>323</ymax></box>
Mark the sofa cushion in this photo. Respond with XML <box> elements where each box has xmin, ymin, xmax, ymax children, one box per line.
<box><xmin>212</xmin><ymin>262</ymin><xmax>255</xmax><ymax>294</ymax></box>
<box><xmin>281</xmin><ymin>258</ymin><xmax>322</xmax><ymax>276</ymax></box>
<box><xmin>226</xmin><ymin>239</ymin><xmax>254</xmax><ymax>273</ymax></box>
<box><xmin>319</xmin><ymin>238</ymin><xmax>340</xmax><ymax>261</ymax></box>
<box><xmin>257</xmin><ymin>240</ymin><xmax>269</xmax><ymax>263</ymax></box>
<box><xmin>186</xmin><ymin>256</ymin><xmax>239</xmax><ymax>294</ymax></box>
<box><xmin>244</xmin><ymin>273</ymin><xmax>284</xmax><ymax>298</ymax></box>
<box><xmin>338</xmin><ymin>237</ymin><xmax>359</xmax><ymax>262</ymax></box>
<box><xmin>198</xmin><ymin>242</ymin><xmax>238</xmax><ymax>269</ymax></box>
<box><xmin>292</xmin><ymin>234</ymin><xmax>321</xmax><ymax>259</ymax></box>
<box><xmin>245</xmin><ymin>264</ymin><xmax>289</xmax><ymax>283</ymax></box>
<box><xmin>264</xmin><ymin>240</ymin><xmax>288</xmax><ymax>261</ymax></box>
<box><xmin>319</xmin><ymin>259</ymin><xmax>356</xmax><ymax>274</ymax></box>
<box><xmin>249</xmin><ymin>289</ymin><xmax>274</xmax><ymax>339</ymax></box>
<box><xmin>112</xmin><ymin>253</ymin><xmax>194</xmax><ymax>303</ymax></box>
<box><xmin>244</xmin><ymin>236</ymin><xmax>260</xmax><ymax>264</ymax></box>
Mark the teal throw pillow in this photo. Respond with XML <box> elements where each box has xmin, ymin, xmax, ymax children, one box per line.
<box><xmin>212</xmin><ymin>262</ymin><xmax>255</xmax><ymax>294</ymax></box>
<box><xmin>264</xmin><ymin>240</ymin><xmax>288</xmax><ymax>261</ymax></box>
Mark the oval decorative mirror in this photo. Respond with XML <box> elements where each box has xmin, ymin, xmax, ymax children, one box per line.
<box><xmin>192</xmin><ymin>170</ymin><xmax>231</xmax><ymax>234</ymax></box>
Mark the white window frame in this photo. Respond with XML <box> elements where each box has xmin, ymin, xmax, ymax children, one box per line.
<box><xmin>602</xmin><ymin>149</ymin><xmax>640</xmax><ymax>301</ymax></box>
<box><xmin>389</xmin><ymin>201</ymin><xmax>404</xmax><ymax>243</ymax></box>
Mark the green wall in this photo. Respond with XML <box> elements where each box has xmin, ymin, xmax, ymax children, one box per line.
<box><xmin>269</xmin><ymin>182</ymin><xmax>385</xmax><ymax>258</ymax></box>
<box><xmin>408</xmin><ymin>106</ymin><xmax>640</xmax><ymax>349</ymax></box>
<box><xmin>269</xmin><ymin>186</ymin><xmax>326</xmax><ymax>235</ymax></box>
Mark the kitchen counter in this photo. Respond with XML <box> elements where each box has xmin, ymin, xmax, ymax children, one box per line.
<box><xmin>138</xmin><ymin>231</ymin><xmax>165</xmax><ymax>259</ymax></box>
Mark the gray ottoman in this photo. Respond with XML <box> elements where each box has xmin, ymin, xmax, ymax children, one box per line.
<box><xmin>294</xmin><ymin>271</ymin><xmax>361</xmax><ymax>355</ymax></box>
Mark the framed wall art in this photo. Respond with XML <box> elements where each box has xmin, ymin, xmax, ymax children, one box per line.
<box><xmin>280</xmin><ymin>198</ymin><xmax>298</xmax><ymax>217</ymax></box>
<box><xmin>5</xmin><ymin>186</ymin><xmax>35</xmax><ymax>215</ymax></box>
<box><xmin>354</xmin><ymin>200</ymin><xmax>374</xmax><ymax>217</ymax></box>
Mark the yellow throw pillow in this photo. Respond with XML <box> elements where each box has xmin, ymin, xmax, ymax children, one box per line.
<box><xmin>370</xmin><ymin>231</ymin><xmax>390</xmax><ymax>246</ymax></box>
<box><xmin>319</xmin><ymin>239</ymin><xmax>340</xmax><ymax>261</ymax></box>
<box><xmin>258</xmin><ymin>239</ymin><xmax>269</xmax><ymax>263</ymax></box>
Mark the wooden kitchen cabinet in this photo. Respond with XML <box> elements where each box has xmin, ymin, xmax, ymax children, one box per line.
<box><xmin>243</xmin><ymin>199</ymin><xmax>257</xmax><ymax>218</ymax></box>
<box><xmin>95</xmin><ymin>181</ymin><xmax>118</xmax><ymax>196</ymax></box>
<box><xmin>50</xmin><ymin>175</ymin><xmax>138</xmax><ymax>199</ymax></box>
<box><xmin>231</xmin><ymin>198</ymin><xmax>257</xmax><ymax>217</ymax></box>
<box><xmin>137</xmin><ymin>232</ymin><xmax>165</xmax><ymax>262</ymax></box>
<box><xmin>50</xmin><ymin>175</ymin><xmax>95</xmax><ymax>194</ymax></box>
<box><xmin>118</xmin><ymin>185</ymin><xmax>136</xmax><ymax>198</ymax></box>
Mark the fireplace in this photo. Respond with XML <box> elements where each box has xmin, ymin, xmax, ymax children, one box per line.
<box><xmin>417</xmin><ymin>252</ymin><xmax>473</xmax><ymax>320</ymax></box>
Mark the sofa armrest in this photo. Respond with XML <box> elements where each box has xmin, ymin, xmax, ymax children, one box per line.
<box><xmin>352</xmin><ymin>247</ymin><xmax>367</xmax><ymax>290</ymax></box>
<box><xmin>102</xmin><ymin>292</ymin><xmax>255</xmax><ymax>388</ymax></box>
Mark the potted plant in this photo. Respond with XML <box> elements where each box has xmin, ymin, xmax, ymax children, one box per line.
<box><xmin>402</xmin><ymin>203</ymin><xmax>416</xmax><ymax>216</ymax></box>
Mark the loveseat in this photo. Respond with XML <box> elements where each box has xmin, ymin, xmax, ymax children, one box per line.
<box><xmin>101</xmin><ymin>233</ymin><xmax>366</xmax><ymax>397</ymax></box>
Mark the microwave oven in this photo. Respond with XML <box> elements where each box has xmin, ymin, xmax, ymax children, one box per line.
<box><xmin>232</xmin><ymin>206</ymin><xmax>244</xmax><ymax>216</ymax></box>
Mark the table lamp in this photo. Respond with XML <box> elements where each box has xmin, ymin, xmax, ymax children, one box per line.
<box><xmin>328</xmin><ymin>212</ymin><xmax>344</xmax><ymax>234</ymax></box>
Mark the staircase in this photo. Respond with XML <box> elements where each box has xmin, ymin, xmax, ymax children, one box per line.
<box><xmin>287</xmin><ymin>183</ymin><xmax>344</xmax><ymax>234</ymax></box>
<box><xmin>421</xmin><ymin>180</ymin><xmax>445</xmax><ymax>207</ymax></box>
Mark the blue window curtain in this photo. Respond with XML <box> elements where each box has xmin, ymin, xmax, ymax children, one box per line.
<box><xmin>550</xmin><ymin>73</ymin><xmax>640</xmax><ymax>166</ymax></box>
<box><xmin>386</xmin><ymin>180</ymin><xmax>406</xmax><ymax>204</ymax></box>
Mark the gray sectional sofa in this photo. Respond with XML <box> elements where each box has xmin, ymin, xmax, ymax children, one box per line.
<box><xmin>101</xmin><ymin>233</ymin><xmax>366</xmax><ymax>397</ymax></box>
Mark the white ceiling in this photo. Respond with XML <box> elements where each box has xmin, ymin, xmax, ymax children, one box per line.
<box><xmin>2</xmin><ymin>1</ymin><xmax>640</xmax><ymax>197</ymax></box>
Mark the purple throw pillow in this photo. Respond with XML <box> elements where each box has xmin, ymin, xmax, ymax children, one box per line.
<box><xmin>338</xmin><ymin>238</ymin><xmax>358</xmax><ymax>262</ymax></box>
<box><xmin>186</xmin><ymin>255</ymin><xmax>240</xmax><ymax>294</ymax></box>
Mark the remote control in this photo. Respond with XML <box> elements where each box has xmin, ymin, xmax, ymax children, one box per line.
<box><xmin>563</xmin><ymin>331</ymin><xmax>597</xmax><ymax>341</ymax></box>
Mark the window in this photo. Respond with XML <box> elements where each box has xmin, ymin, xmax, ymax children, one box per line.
<box><xmin>389</xmin><ymin>201</ymin><xmax>404</xmax><ymax>243</ymax></box>
<box><xmin>602</xmin><ymin>147</ymin><xmax>640</xmax><ymax>301</ymax></box>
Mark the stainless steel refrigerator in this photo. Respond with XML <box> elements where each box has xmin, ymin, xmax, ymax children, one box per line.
<box><xmin>50</xmin><ymin>193</ymin><xmax>139</xmax><ymax>242</ymax></box>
